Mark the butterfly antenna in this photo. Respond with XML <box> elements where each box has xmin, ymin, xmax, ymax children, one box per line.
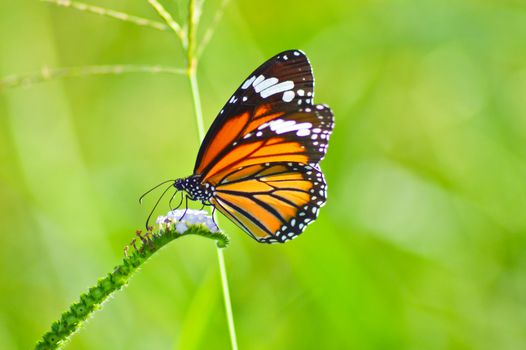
<box><xmin>168</xmin><ymin>189</ymin><xmax>179</xmax><ymax>210</ymax></box>
<box><xmin>144</xmin><ymin>183</ymin><xmax>174</xmax><ymax>230</ymax></box>
<box><xmin>139</xmin><ymin>179</ymin><xmax>176</xmax><ymax>204</ymax></box>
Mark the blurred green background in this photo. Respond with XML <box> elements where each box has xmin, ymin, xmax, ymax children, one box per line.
<box><xmin>1</xmin><ymin>0</ymin><xmax>526</xmax><ymax>349</ymax></box>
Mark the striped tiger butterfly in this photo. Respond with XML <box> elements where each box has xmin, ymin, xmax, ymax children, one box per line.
<box><xmin>148</xmin><ymin>50</ymin><xmax>334</xmax><ymax>243</ymax></box>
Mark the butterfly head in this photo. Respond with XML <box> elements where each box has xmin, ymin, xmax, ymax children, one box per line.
<box><xmin>173</xmin><ymin>178</ymin><xmax>185</xmax><ymax>191</ymax></box>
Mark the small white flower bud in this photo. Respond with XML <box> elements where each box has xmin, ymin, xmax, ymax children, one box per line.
<box><xmin>156</xmin><ymin>209</ymin><xmax>219</xmax><ymax>233</ymax></box>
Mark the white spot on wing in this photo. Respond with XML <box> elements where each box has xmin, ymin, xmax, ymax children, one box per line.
<box><xmin>297</xmin><ymin>128</ymin><xmax>310</xmax><ymax>136</ymax></box>
<box><xmin>241</xmin><ymin>75</ymin><xmax>256</xmax><ymax>89</ymax></box>
<box><xmin>258</xmin><ymin>122</ymin><xmax>270</xmax><ymax>130</ymax></box>
<box><xmin>269</xmin><ymin>119</ymin><xmax>312</xmax><ymax>135</ymax></box>
<box><xmin>252</xmin><ymin>75</ymin><xmax>265</xmax><ymax>87</ymax></box>
<box><xmin>254</xmin><ymin>77</ymin><xmax>278</xmax><ymax>93</ymax></box>
<box><xmin>260</xmin><ymin>81</ymin><xmax>294</xmax><ymax>98</ymax></box>
<box><xmin>282</xmin><ymin>90</ymin><xmax>295</xmax><ymax>102</ymax></box>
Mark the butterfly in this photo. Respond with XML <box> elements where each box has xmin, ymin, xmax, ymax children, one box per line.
<box><xmin>148</xmin><ymin>50</ymin><xmax>334</xmax><ymax>243</ymax></box>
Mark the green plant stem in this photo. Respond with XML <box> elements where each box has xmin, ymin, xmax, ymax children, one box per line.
<box><xmin>188</xmin><ymin>70</ymin><xmax>205</xmax><ymax>139</ymax></box>
<box><xmin>216</xmin><ymin>248</ymin><xmax>238</xmax><ymax>350</ymax></box>
<box><xmin>0</xmin><ymin>64</ymin><xmax>185</xmax><ymax>90</ymax></box>
<box><xmin>186</xmin><ymin>2</ymin><xmax>238</xmax><ymax>347</ymax></box>
<box><xmin>41</xmin><ymin>0</ymin><xmax>169</xmax><ymax>31</ymax></box>
<box><xmin>187</xmin><ymin>55</ymin><xmax>240</xmax><ymax>350</ymax></box>
<box><xmin>188</xmin><ymin>68</ymin><xmax>239</xmax><ymax>350</ymax></box>
<box><xmin>186</xmin><ymin>0</ymin><xmax>198</xmax><ymax>66</ymax></box>
<box><xmin>35</xmin><ymin>225</ymin><xmax>229</xmax><ymax>350</ymax></box>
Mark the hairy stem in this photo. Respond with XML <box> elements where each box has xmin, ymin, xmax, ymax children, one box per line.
<box><xmin>35</xmin><ymin>225</ymin><xmax>229</xmax><ymax>350</ymax></box>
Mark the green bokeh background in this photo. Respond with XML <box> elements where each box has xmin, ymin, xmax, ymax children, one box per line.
<box><xmin>1</xmin><ymin>0</ymin><xmax>526</xmax><ymax>349</ymax></box>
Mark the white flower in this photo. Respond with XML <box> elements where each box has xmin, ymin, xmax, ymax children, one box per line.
<box><xmin>205</xmin><ymin>217</ymin><xmax>219</xmax><ymax>232</ymax></box>
<box><xmin>155</xmin><ymin>216</ymin><xmax>167</xmax><ymax>225</ymax></box>
<box><xmin>156</xmin><ymin>209</ymin><xmax>219</xmax><ymax>234</ymax></box>
<box><xmin>175</xmin><ymin>221</ymin><xmax>188</xmax><ymax>233</ymax></box>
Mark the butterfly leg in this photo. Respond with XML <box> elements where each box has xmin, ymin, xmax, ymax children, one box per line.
<box><xmin>181</xmin><ymin>195</ymin><xmax>190</xmax><ymax>220</ymax></box>
<box><xmin>211</xmin><ymin>206</ymin><xmax>219</xmax><ymax>229</ymax></box>
<box><xmin>169</xmin><ymin>190</ymin><xmax>183</xmax><ymax>211</ymax></box>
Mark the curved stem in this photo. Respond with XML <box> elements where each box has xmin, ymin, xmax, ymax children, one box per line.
<box><xmin>35</xmin><ymin>225</ymin><xmax>229</xmax><ymax>350</ymax></box>
<box><xmin>25</xmin><ymin>1</ymin><xmax>239</xmax><ymax>349</ymax></box>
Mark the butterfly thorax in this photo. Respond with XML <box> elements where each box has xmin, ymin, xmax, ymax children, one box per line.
<box><xmin>174</xmin><ymin>175</ymin><xmax>214</xmax><ymax>202</ymax></box>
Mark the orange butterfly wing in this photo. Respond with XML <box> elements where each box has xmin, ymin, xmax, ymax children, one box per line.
<box><xmin>210</xmin><ymin>162</ymin><xmax>327</xmax><ymax>243</ymax></box>
<box><xmin>201</xmin><ymin>104</ymin><xmax>333</xmax><ymax>186</ymax></box>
